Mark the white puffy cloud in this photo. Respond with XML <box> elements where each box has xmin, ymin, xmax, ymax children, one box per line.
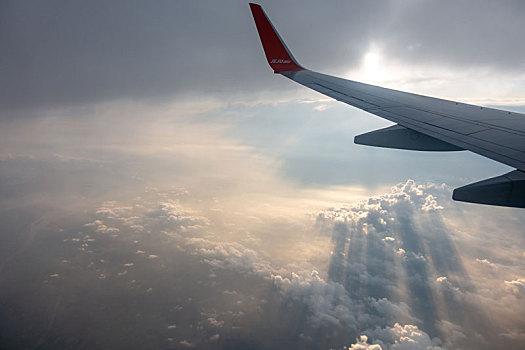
<box><xmin>316</xmin><ymin>180</ymin><xmax>445</xmax><ymax>228</ymax></box>
<box><xmin>95</xmin><ymin>202</ymin><xmax>133</xmax><ymax>219</ymax></box>
<box><xmin>185</xmin><ymin>238</ymin><xmax>272</xmax><ymax>276</ymax></box>
<box><xmin>179</xmin><ymin>340</ymin><xmax>195</xmax><ymax>348</ymax></box>
<box><xmin>368</xmin><ymin>299</ymin><xmax>417</xmax><ymax>325</ymax></box>
<box><xmin>95</xmin><ymin>225</ymin><xmax>120</xmax><ymax>234</ymax></box>
<box><xmin>175</xmin><ymin>181</ymin><xmax>454</xmax><ymax>341</ymax></box>
<box><xmin>84</xmin><ymin>220</ymin><xmax>103</xmax><ymax>227</ymax></box>
<box><xmin>84</xmin><ymin>180</ymin><xmax>525</xmax><ymax>350</ymax></box>
<box><xmin>68</xmin><ymin>180</ymin><xmax>524</xmax><ymax>349</ymax></box>
<box><xmin>207</xmin><ymin>317</ymin><xmax>224</xmax><ymax>328</ymax></box>
<box><xmin>504</xmin><ymin>278</ymin><xmax>525</xmax><ymax>298</ymax></box>
<box><xmin>272</xmin><ymin>270</ymin><xmax>358</xmax><ymax>329</ymax></box>
<box><xmin>365</xmin><ymin>323</ymin><xmax>442</xmax><ymax>350</ymax></box>
<box><xmin>348</xmin><ymin>335</ymin><xmax>383</xmax><ymax>349</ymax></box>
<box><xmin>475</xmin><ymin>258</ymin><xmax>496</xmax><ymax>269</ymax></box>
<box><xmin>147</xmin><ymin>201</ymin><xmax>210</xmax><ymax>230</ymax></box>
<box><xmin>186</xmin><ymin>238</ymin><xmax>418</xmax><ymax>334</ymax></box>
<box><xmin>434</xmin><ymin>276</ymin><xmax>458</xmax><ymax>291</ymax></box>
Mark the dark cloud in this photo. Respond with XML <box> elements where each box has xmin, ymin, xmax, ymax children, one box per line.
<box><xmin>0</xmin><ymin>0</ymin><xmax>378</xmax><ymax>111</ymax></box>
<box><xmin>2</xmin><ymin>0</ymin><xmax>524</xmax><ymax>113</ymax></box>
<box><xmin>379</xmin><ymin>0</ymin><xmax>525</xmax><ymax>68</ymax></box>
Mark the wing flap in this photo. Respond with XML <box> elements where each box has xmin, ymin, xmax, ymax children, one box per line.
<box><xmin>469</xmin><ymin>129</ymin><xmax>525</xmax><ymax>152</ymax></box>
<box><xmin>453</xmin><ymin>170</ymin><xmax>525</xmax><ymax>208</ymax></box>
<box><xmin>354</xmin><ymin>125</ymin><xmax>464</xmax><ymax>151</ymax></box>
<box><xmin>425</xmin><ymin>118</ymin><xmax>490</xmax><ymax>135</ymax></box>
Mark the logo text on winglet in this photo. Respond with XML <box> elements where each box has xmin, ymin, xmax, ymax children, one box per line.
<box><xmin>270</xmin><ymin>59</ymin><xmax>291</xmax><ymax>64</ymax></box>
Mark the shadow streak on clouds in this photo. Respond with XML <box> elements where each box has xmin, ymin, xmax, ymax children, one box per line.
<box><xmin>147</xmin><ymin>180</ymin><xmax>519</xmax><ymax>349</ymax></box>
<box><xmin>76</xmin><ymin>180</ymin><xmax>524</xmax><ymax>349</ymax></box>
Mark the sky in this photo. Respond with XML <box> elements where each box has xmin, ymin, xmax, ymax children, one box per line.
<box><xmin>1</xmin><ymin>1</ymin><xmax>525</xmax><ymax>349</ymax></box>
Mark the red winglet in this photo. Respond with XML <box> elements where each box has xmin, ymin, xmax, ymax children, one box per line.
<box><xmin>249</xmin><ymin>3</ymin><xmax>304</xmax><ymax>73</ymax></box>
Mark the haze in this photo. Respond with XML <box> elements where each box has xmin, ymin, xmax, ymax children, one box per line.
<box><xmin>1</xmin><ymin>1</ymin><xmax>525</xmax><ymax>349</ymax></box>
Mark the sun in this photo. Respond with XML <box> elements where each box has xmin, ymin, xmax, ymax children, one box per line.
<box><xmin>360</xmin><ymin>50</ymin><xmax>384</xmax><ymax>83</ymax></box>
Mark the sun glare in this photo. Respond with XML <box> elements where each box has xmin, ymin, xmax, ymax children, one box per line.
<box><xmin>359</xmin><ymin>50</ymin><xmax>388</xmax><ymax>83</ymax></box>
<box><xmin>363</xmin><ymin>52</ymin><xmax>380</xmax><ymax>70</ymax></box>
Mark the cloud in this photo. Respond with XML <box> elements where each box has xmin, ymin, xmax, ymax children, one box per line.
<box><xmin>207</xmin><ymin>317</ymin><xmax>224</xmax><ymax>328</ymax></box>
<box><xmin>185</xmin><ymin>238</ymin><xmax>272</xmax><ymax>276</ymax></box>
<box><xmin>179</xmin><ymin>340</ymin><xmax>195</xmax><ymax>348</ymax></box>
<box><xmin>3</xmin><ymin>1</ymin><xmax>525</xmax><ymax>113</ymax></box>
<box><xmin>314</xmin><ymin>104</ymin><xmax>331</xmax><ymax>111</ymax></box>
<box><xmin>167</xmin><ymin>180</ymin><xmax>470</xmax><ymax>347</ymax></box>
<box><xmin>4</xmin><ymin>151</ymin><xmax>521</xmax><ymax>350</ymax></box>
<box><xmin>183</xmin><ymin>220</ymin><xmax>420</xmax><ymax>334</ymax></box>
<box><xmin>312</xmin><ymin>179</ymin><xmax>517</xmax><ymax>348</ymax></box>
<box><xmin>272</xmin><ymin>270</ymin><xmax>358</xmax><ymax>329</ymax></box>
<box><xmin>95</xmin><ymin>225</ymin><xmax>120</xmax><ymax>234</ymax></box>
<box><xmin>348</xmin><ymin>335</ymin><xmax>382</xmax><ymax>350</ymax></box>
<box><xmin>364</xmin><ymin>323</ymin><xmax>442</xmax><ymax>350</ymax></box>
<box><xmin>52</xmin><ymin>179</ymin><xmax>524</xmax><ymax>349</ymax></box>
<box><xmin>84</xmin><ymin>220</ymin><xmax>103</xmax><ymax>227</ymax></box>
<box><xmin>186</xmin><ymin>234</ymin><xmax>420</xmax><ymax>340</ymax></box>
<box><xmin>147</xmin><ymin>201</ymin><xmax>210</xmax><ymax>231</ymax></box>
<box><xmin>475</xmin><ymin>258</ymin><xmax>496</xmax><ymax>269</ymax></box>
<box><xmin>436</xmin><ymin>320</ymin><xmax>466</xmax><ymax>348</ymax></box>
<box><xmin>504</xmin><ymin>278</ymin><xmax>525</xmax><ymax>298</ymax></box>
<box><xmin>184</xmin><ymin>189</ymin><xmax>431</xmax><ymax>336</ymax></box>
<box><xmin>434</xmin><ymin>276</ymin><xmax>458</xmax><ymax>291</ymax></box>
<box><xmin>0</xmin><ymin>1</ymin><xmax>378</xmax><ymax>111</ymax></box>
<box><xmin>95</xmin><ymin>202</ymin><xmax>133</xmax><ymax>219</ymax></box>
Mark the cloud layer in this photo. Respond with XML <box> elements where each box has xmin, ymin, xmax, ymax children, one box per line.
<box><xmin>3</xmin><ymin>0</ymin><xmax>525</xmax><ymax>112</ymax></box>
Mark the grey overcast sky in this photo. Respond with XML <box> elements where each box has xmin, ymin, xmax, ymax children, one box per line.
<box><xmin>2</xmin><ymin>0</ymin><xmax>525</xmax><ymax>111</ymax></box>
<box><xmin>1</xmin><ymin>1</ymin><xmax>525</xmax><ymax>349</ymax></box>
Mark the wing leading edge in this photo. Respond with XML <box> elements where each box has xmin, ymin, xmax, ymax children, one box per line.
<box><xmin>249</xmin><ymin>3</ymin><xmax>525</xmax><ymax>208</ymax></box>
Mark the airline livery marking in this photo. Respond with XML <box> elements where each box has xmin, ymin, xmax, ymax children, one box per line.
<box><xmin>270</xmin><ymin>59</ymin><xmax>291</xmax><ymax>64</ymax></box>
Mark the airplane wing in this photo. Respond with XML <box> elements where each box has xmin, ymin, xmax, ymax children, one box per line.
<box><xmin>249</xmin><ymin>3</ymin><xmax>525</xmax><ymax>208</ymax></box>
